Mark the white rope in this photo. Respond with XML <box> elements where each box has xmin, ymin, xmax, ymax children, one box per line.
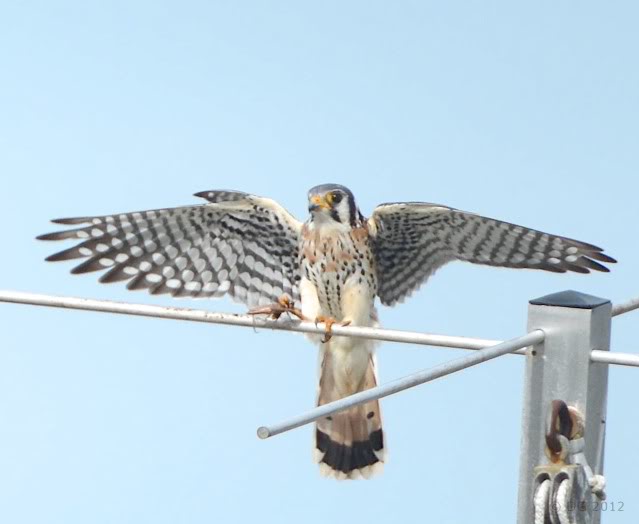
<box><xmin>555</xmin><ymin>479</ymin><xmax>572</xmax><ymax>524</ymax></box>
<box><xmin>534</xmin><ymin>479</ymin><xmax>551</xmax><ymax>524</ymax></box>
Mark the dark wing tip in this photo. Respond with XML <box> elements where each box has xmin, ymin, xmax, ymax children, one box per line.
<box><xmin>580</xmin><ymin>257</ymin><xmax>611</xmax><ymax>273</ymax></box>
<box><xmin>51</xmin><ymin>217</ymin><xmax>92</xmax><ymax>225</ymax></box>
<box><xmin>36</xmin><ymin>232</ymin><xmax>58</xmax><ymax>241</ymax></box>
<box><xmin>45</xmin><ymin>251</ymin><xmax>70</xmax><ymax>262</ymax></box>
<box><xmin>590</xmin><ymin>252</ymin><xmax>616</xmax><ymax>264</ymax></box>
<box><xmin>37</xmin><ymin>229</ymin><xmax>84</xmax><ymax>241</ymax></box>
<box><xmin>194</xmin><ymin>190</ymin><xmax>250</xmax><ymax>203</ymax></box>
<box><xmin>193</xmin><ymin>191</ymin><xmax>212</xmax><ymax>199</ymax></box>
<box><xmin>565</xmin><ymin>263</ymin><xmax>591</xmax><ymax>274</ymax></box>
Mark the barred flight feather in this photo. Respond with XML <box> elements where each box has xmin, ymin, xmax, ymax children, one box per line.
<box><xmin>38</xmin><ymin>192</ymin><xmax>303</xmax><ymax>307</ymax></box>
<box><xmin>369</xmin><ymin>203</ymin><xmax>616</xmax><ymax>306</ymax></box>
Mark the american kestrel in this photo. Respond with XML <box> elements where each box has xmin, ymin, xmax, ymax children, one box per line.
<box><xmin>38</xmin><ymin>184</ymin><xmax>615</xmax><ymax>479</ymax></box>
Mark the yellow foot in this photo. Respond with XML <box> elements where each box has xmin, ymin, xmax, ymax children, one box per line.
<box><xmin>315</xmin><ymin>316</ymin><xmax>351</xmax><ymax>343</ymax></box>
<box><xmin>247</xmin><ymin>295</ymin><xmax>306</xmax><ymax>321</ymax></box>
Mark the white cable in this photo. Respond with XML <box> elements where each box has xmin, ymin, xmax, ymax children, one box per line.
<box><xmin>555</xmin><ymin>479</ymin><xmax>572</xmax><ymax>524</ymax></box>
<box><xmin>534</xmin><ymin>479</ymin><xmax>551</xmax><ymax>524</ymax></box>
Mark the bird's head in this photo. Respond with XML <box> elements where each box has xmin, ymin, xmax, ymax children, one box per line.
<box><xmin>307</xmin><ymin>184</ymin><xmax>363</xmax><ymax>228</ymax></box>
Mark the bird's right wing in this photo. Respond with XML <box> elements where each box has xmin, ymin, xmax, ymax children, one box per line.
<box><xmin>368</xmin><ymin>202</ymin><xmax>616</xmax><ymax>306</ymax></box>
<box><xmin>38</xmin><ymin>190</ymin><xmax>303</xmax><ymax>307</ymax></box>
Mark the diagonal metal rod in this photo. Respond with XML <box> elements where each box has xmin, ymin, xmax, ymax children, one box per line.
<box><xmin>612</xmin><ymin>296</ymin><xmax>639</xmax><ymax>317</ymax></box>
<box><xmin>1</xmin><ymin>290</ymin><xmax>638</xmax><ymax>367</ymax></box>
<box><xmin>256</xmin><ymin>330</ymin><xmax>545</xmax><ymax>439</ymax></box>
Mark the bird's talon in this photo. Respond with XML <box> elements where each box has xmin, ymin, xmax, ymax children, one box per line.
<box><xmin>315</xmin><ymin>316</ymin><xmax>350</xmax><ymax>343</ymax></box>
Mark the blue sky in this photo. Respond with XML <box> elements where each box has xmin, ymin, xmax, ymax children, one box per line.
<box><xmin>1</xmin><ymin>2</ymin><xmax>637</xmax><ymax>523</ymax></box>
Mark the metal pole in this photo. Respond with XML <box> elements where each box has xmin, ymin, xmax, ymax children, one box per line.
<box><xmin>611</xmin><ymin>296</ymin><xmax>639</xmax><ymax>317</ymax></box>
<box><xmin>1</xmin><ymin>290</ymin><xmax>638</xmax><ymax>367</ymax></box>
<box><xmin>591</xmin><ymin>349</ymin><xmax>639</xmax><ymax>367</ymax></box>
<box><xmin>0</xmin><ymin>289</ymin><xmax>504</xmax><ymax>351</ymax></box>
<box><xmin>517</xmin><ymin>291</ymin><xmax>612</xmax><ymax>524</ymax></box>
<box><xmin>257</xmin><ymin>330</ymin><xmax>544</xmax><ymax>439</ymax></box>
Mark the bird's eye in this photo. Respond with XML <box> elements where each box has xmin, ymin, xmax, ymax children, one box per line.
<box><xmin>331</xmin><ymin>192</ymin><xmax>343</xmax><ymax>204</ymax></box>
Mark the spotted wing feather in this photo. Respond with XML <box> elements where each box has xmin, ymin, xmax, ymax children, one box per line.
<box><xmin>38</xmin><ymin>191</ymin><xmax>303</xmax><ymax>306</ymax></box>
<box><xmin>369</xmin><ymin>202</ymin><xmax>616</xmax><ymax>306</ymax></box>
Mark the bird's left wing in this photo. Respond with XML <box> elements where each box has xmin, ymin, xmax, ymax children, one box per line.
<box><xmin>38</xmin><ymin>190</ymin><xmax>303</xmax><ymax>307</ymax></box>
<box><xmin>368</xmin><ymin>202</ymin><xmax>616</xmax><ymax>306</ymax></box>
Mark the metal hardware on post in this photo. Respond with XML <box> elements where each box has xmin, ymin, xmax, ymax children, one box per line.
<box><xmin>533</xmin><ymin>463</ymin><xmax>592</xmax><ymax>524</ymax></box>
<box><xmin>517</xmin><ymin>291</ymin><xmax>612</xmax><ymax>524</ymax></box>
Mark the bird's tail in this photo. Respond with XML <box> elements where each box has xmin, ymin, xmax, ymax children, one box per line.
<box><xmin>314</xmin><ymin>345</ymin><xmax>385</xmax><ymax>479</ymax></box>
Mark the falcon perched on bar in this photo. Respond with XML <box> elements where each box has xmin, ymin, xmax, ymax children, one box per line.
<box><xmin>38</xmin><ymin>184</ymin><xmax>615</xmax><ymax>479</ymax></box>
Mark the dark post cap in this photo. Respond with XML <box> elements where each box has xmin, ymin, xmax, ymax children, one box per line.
<box><xmin>530</xmin><ymin>290</ymin><xmax>610</xmax><ymax>309</ymax></box>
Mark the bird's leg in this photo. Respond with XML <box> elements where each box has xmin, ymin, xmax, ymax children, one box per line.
<box><xmin>247</xmin><ymin>295</ymin><xmax>306</xmax><ymax>321</ymax></box>
<box><xmin>315</xmin><ymin>316</ymin><xmax>352</xmax><ymax>343</ymax></box>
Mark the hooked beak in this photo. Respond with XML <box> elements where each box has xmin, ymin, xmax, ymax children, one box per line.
<box><xmin>308</xmin><ymin>194</ymin><xmax>331</xmax><ymax>212</ymax></box>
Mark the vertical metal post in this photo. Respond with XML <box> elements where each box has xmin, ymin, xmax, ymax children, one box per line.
<box><xmin>517</xmin><ymin>290</ymin><xmax>611</xmax><ymax>524</ymax></box>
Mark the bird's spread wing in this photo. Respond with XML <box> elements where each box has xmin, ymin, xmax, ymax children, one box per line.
<box><xmin>38</xmin><ymin>190</ymin><xmax>303</xmax><ymax>307</ymax></box>
<box><xmin>368</xmin><ymin>202</ymin><xmax>616</xmax><ymax>306</ymax></box>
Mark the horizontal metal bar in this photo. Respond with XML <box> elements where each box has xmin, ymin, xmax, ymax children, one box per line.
<box><xmin>612</xmin><ymin>296</ymin><xmax>639</xmax><ymax>317</ymax></box>
<box><xmin>2</xmin><ymin>291</ymin><xmax>638</xmax><ymax>368</ymax></box>
<box><xmin>0</xmin><ymin>290</ymin><xmax>505</xmax><ymax>352</ymax></box>
<box><xmin>591</xmin><ymin>350</ymin><xmax>639</xmax><ymax>368</ymax></box>
<box><xmin>256</xmin><ymin>330</ymin><xmax>545</xmax><ymax>439</ymax></box>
